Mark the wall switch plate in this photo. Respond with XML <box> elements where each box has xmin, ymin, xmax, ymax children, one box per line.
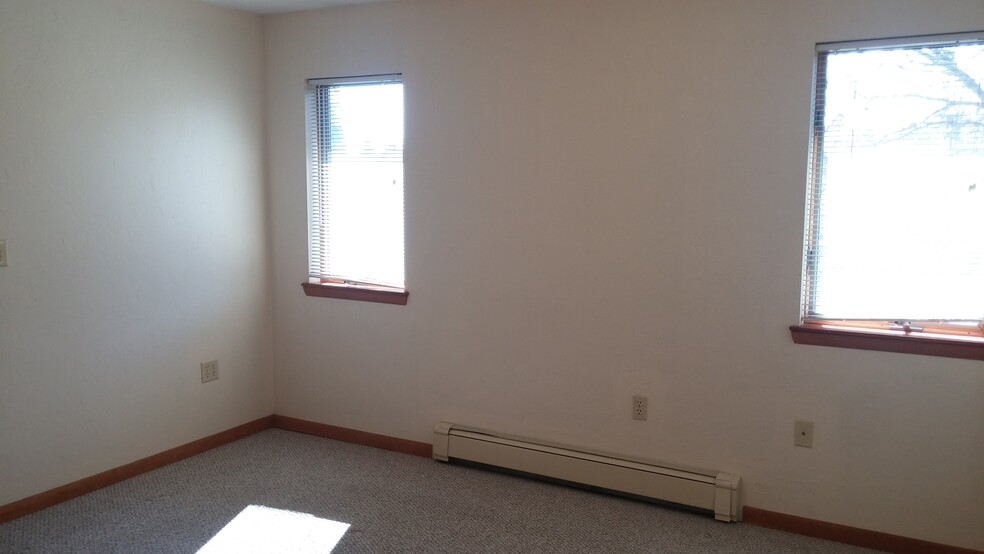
<box><xmin>201</xmin><ymin>360</ymin><xmax>218</xmax><ymax>383</ymax></box>
<box><xmin>632</xmin><ymin>395</ymin><xmax>648</xmax><ymax>421</ymax></box>
<box><xmin>0</xmin><ymin>240</ymin><xmax>7</xmax><ymax>267</ymax></box>
<box><xmin>794</xmin><ymin>419</ymin><xmax>814</xmax><ymax>448</ymax></box>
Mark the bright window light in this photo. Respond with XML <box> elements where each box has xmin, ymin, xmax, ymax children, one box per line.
<box><xmin>307</xmin><ymin>75</ymin><xmax>405</xmax><ymax>289</ymax></box>
<box><xmin>802</xmin><ymin>34</ymin><xmax>984</xmax><ymax>332</ymax></box>
<box><xmin>196</xmin><ymin>505</ymin><xmax>350</xmax><ymax>554</ymax></box>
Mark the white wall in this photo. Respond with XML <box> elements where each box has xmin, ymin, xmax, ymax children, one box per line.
<box><xmin>265</xmin><ymin>0</ymin><xmax>984</xmax><ymax>549</ymax></box>
<box><xmin>0</xmin><ymin>0</ymin><xmax>273</xmax><ymax>505</ymax></box>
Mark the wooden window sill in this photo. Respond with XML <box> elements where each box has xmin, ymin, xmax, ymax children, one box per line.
<box><xmin>790</xmin><ymin>325</ymin><xmax>984</xmax><ymax>361</ymax></box>
<box><xmin>302</xmin><ymin>281</ymin><xmax>408</xmax><ymax>305</ymax></box>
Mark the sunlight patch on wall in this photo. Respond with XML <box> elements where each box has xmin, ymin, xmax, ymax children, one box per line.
<box><xmin>197</xmin><ymin>505</ymin><xmax>350</xmax><ymax>553</ymax></box>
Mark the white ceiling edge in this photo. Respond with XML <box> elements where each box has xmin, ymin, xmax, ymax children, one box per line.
<box><xmin>199</xmin><ymin>0</ymin><xmax>391</xmax><ymax>15</ymax></box>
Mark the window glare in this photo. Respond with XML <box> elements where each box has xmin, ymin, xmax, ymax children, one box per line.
<box><xmin>309</xmin><ymin>79</ymin><xmax>404</xmax><ymax>288</ymax></box>
<box><xmin>809</xmin><ymin>43</ymin><xmax>984</xmax><ymax>320</ymax></box>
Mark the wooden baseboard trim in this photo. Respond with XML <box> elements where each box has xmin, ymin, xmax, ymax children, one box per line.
<box><xmin>272</xmin><ymin>415</ymin><xmax>432</xmax><ymax>458</ymax></box>
<box><xmin>0</xmin><ymin>415</ymin><xmax>274</xmax><ymax>524</ymax></box>
<box><xmin>743</xmin><ymin>506</ymin><xmax>981</xmax><ymax>554</ymax></box>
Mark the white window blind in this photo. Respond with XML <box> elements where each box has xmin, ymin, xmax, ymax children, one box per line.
<box><xmin>803</xmin><ymin>33</ymin><xmax>984</xmax><ymax>330</ymax></box>
<box><xmin>307</xmin><ymin>75</ymin><xmax>404</xmax><ymax>288</ymax></box>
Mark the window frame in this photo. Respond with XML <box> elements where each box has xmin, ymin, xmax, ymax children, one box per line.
<box><xmin>793</xmin><ymin>32</ymin><xmax>984</xmax><ymax>360</ymax></box>
<box><xmin>302</xmin><ymin>73</ymin><xmax>408</xmax><ymax>306</ymax></box>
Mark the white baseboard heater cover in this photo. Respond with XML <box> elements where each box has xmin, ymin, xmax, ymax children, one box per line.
<box><xmin>433</xmin><ymin>422</ymin><xmax>740</xmax><ymax>522</ymax></box>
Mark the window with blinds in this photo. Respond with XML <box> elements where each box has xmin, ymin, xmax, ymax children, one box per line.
<box><xmin>306</xmin><ymin>75</ymin><xmax>404</xmax><ymax>291</ymax></box>
<box><xmin>801</xmin><ymin>33</ymin><xmax>984</xmax><ymax>339</ymax></box>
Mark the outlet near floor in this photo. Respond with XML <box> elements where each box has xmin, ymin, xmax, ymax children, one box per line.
<box><xmin>632</xmin><ymin>395</ymin><xmax>648</xmax><ymax>420</ymax></box>
<box><xmin>201</xmin><ymin>360</ymin><xmax>219</xmax><ymax>383</ymax></box>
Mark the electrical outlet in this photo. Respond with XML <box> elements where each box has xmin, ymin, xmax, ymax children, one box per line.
<box><xmin>632</xmin><ymin>395</ymin><xmax>648</xmax><ymax>421</ymax></box>
<box><xmin>201</xmin><ymin>360</ymin><xmax>218</xmax><ymax>383</ymax></box>
<box><xmin>794</xmin><ymin>419</ymin><xmax>814</xmax><ymax>448</ymax></box>
<box><xmin>0</xmin><ymin>240</ymin><xmax>7</xmax><ymax>267</ymax></box>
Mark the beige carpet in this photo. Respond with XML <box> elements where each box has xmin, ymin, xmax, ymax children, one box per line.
<box><xmin>0</xmin><ymin>429</ymin><xmax>878</xmax><ymax>553</ymax></box>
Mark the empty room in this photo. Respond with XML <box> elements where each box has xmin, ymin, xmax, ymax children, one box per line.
<box><xmin>1</xmin><ymin>0</ymin><xmax>982</xmax><ymax>552</ymax></box>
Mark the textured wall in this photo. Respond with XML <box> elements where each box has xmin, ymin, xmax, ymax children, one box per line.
<box><xmin>265</xmin><ymin>0</ymin><xmax>984</xmax><ymax>549</ymax></box>
<box><xmin>0</xmin><ymin>0</ymin><xmax>274</xmax><ymax>505</ymax></box>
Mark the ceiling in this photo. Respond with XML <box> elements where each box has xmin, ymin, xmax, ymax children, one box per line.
<box><xmin>200</xmin><ymin>0</ymin><xmax>388</xmax><ymax>14</ymax></box>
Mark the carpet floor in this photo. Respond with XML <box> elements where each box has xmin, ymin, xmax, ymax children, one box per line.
<box><xmin>0</xmin><ymin>429</ymin><xmax>878</xmax><ymax>553</ymax></box>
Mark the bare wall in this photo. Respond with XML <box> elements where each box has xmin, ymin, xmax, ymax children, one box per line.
<box><xmin>264</xmin><ymin>0</ymin><xmax>984</xmax><ymax>549</ymax></box>
<box><xmin>0</xmin><ymin>0</ymin><xmax>273</xmax><ymax>504</ymax></box>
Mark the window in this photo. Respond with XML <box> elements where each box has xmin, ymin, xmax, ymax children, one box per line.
<box><xmin>302</xmin><ymin>74</ymin><xmax>407</xmax><ymax>305</ymax></box>
<box><xmin>792</xmin><ymin>33</ymin><xmax>984</xmax><ymax>360</ymax></box>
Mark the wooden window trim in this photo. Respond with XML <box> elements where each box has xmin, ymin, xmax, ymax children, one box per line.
<box><xmin>790</xmin><ymin>324</ymin><xmax>984</xmax><ymax>361</ymax></box>
<box><xmin>302</xmin><ymin>281</ymin><xmax>408</xmax><ymax>305</ymax></box>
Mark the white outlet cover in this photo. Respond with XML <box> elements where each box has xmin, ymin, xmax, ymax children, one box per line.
<box><xmin>632</xmin><ymin>395</ymin><xmax>648</xmax><ymax>421</ymax></box>
<box><xmin>201</xmin><ymin>360</ymin><xmax>219</xmax><ymax>383</ymax></box>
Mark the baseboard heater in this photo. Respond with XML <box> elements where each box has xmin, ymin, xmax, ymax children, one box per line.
<box><xmin>433</xmin><ymin>422</ymin><xmax>740</xmax><ymax>522</ymax></box>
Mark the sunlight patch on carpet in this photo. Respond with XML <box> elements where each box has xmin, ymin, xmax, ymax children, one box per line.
<box><xmin>196</xmin><ymin>505</ymin><xmax>350</xmax><ymax>553</ymax></box>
